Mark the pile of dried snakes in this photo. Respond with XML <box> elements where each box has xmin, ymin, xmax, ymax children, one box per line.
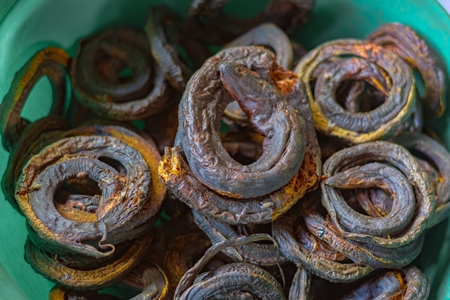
<box><xmin>1</xmin><ymin>1</ymin><xmax>448</xmax><ymax>299</ymax></box>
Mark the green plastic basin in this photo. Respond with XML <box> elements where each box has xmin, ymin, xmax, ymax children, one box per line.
<box><xmin>1</xmin><ymin>0</ymin><xmax>450</xmax><ymax>299</ymax></box>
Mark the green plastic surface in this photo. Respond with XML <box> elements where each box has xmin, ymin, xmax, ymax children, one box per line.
<box><xmin>0</xmin><ymin>0</ymin><xmax>450</xmax><ymax>299</ymax></box>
